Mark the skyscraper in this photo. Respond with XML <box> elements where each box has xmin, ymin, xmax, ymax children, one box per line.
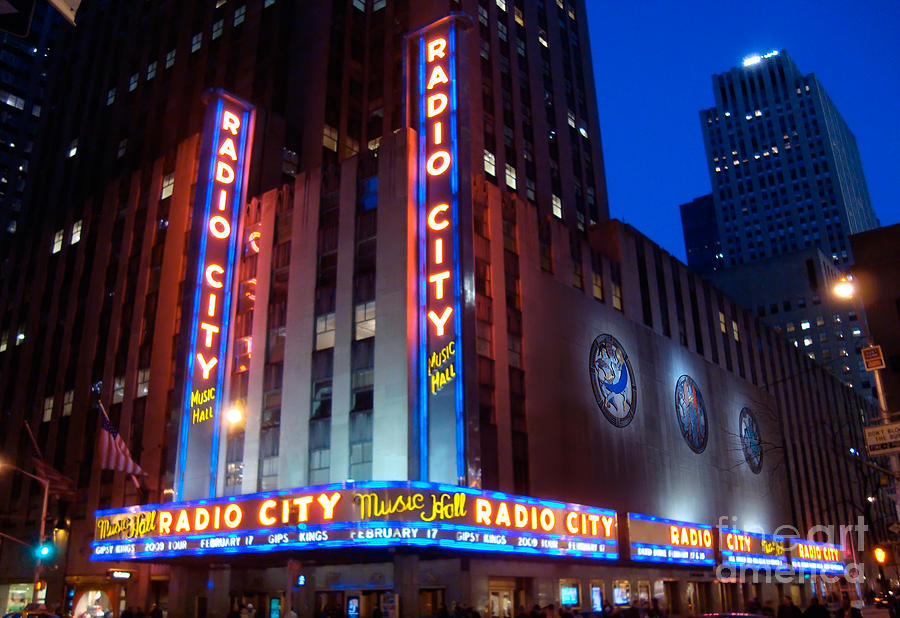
<box><xmin>683</xmin><ymin>51</ymin><xmax>881</xmax><ymax>397</ymax></box>
<box><xmin>694</xmin><ymin>50</ymin><xmax>879</xmax><ymax>271</ymax></box>
<box><xmin>0</xmin><ymin>5</ymin><xmax>888</xmax><ymax>617</ymax></box>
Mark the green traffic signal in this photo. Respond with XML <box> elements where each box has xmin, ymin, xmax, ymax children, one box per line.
<box><xmin>35</xmin><ymin>542</ymin><xmax>54</xmax><ymax>560</ymax></box>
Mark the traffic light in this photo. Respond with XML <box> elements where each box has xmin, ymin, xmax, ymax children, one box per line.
<box><xmin>34</xmin><ymin>541</ymin><xmax>55</xmax><ymax>561</ymax></box>
<box><xmin>874</xmin><ymin>547</ymin><xmax>887</xmax><ymax>564</ymax></box>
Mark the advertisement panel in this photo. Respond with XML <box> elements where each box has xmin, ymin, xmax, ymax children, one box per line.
<box><xmin>718</xmin><ymin>527</ymin><xmax>789</xmax><ymax>570</ymax></box>
<box><xmin>92</xmin><ymin>481</ymin><xmax>618</xmax><ymax>562</ymax></box>
<box><xmin>627</xmin><ymin>513</ymin><xmax>715</xmax><ymax>566</ymax></box>
<box><xmin>788</xmin><ymin>539</ymin><xmax>844</xmax><ymax>574</ymax></box>
<box><xmin>174</xmin><ymin>90</ymin><xmax>255</xmax><ymax>500</ymax></box>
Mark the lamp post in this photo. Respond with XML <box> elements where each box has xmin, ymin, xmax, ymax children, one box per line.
<box><xmin>0</xmin><ymin>462</ymin><xmax>50</xmax><ymax>605</ymax></box>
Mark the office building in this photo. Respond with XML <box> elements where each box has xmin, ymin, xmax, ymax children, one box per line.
<box><xmin>683</xmin><ymin>51</ymin><xmax>881</xmax><ymax>398</ymax></box>
<box><xmin>0</xmin><ymin>4</ymin><xmax>889</xmax><ymax>617</ymax></box>
<box><xmin>680</xmin><ymin>194</ymin><xmax>722</xmax><ymax>274</ymax></box>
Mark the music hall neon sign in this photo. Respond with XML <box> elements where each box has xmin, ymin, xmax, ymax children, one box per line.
<box><xmin>416</xmin><ymin>19</ymin><xmax>465</xmax><ymax>483</ymax></box>
<box><xmin>175</xmin><ymin>90</ymin><xmax>254</xmax><ymax>500</ymax></box>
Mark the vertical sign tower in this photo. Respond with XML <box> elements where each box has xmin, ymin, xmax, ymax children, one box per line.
<box><xmin>175</xmin><ymin>90</ymin><xmax>255</xmax><ymax>500</ymax></box>
<box><xmin>415</xmin><ymin>18</ymin><xmax>467</xmax><ymax>484</ymax></box>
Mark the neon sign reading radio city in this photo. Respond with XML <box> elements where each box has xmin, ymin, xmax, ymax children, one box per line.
<box><xmin>175</xmin><ymin>90</ymin><xmax>254</xmax><ymax>501</ymax></box>
<box><xmin>90</xmin><ymin>482</ymin><xmax>619</xmax><ymax>562</ymax></box>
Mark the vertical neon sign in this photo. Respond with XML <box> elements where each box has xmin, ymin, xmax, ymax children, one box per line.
<box><xmin>175</xmin><ymin>90</ymin><xmax>255</xmax><ymax>500</ymax></box>
<box><xmin>417</xmin><ymin>23</ymin><xmax>465</xmax><ymax>483</ymax></box>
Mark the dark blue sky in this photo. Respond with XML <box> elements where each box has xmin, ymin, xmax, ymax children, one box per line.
<box><xmin>586</xmin><ymin>1</ymin><xmax>900</xmax><ymax>261</ymax></box>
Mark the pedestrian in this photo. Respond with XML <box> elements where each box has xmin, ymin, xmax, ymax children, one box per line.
<box><xmin>648</xmin><ymin>598</ymin><xmax>663</xmax><ymax>618</ymax></box>
<box><xmin>227</xmin><ymin>603</ymin><xmax>240</xmax><ymax>618</ymax></box>
<box><xmin>287</xmin><ymin>607</ymin><xmax>299</xmax><ymax>618</ymax></box>
<box><xmin>777</xmin><ymin>596</ymin><xmax>802</xmax><ymax>618</ymax></box>
<box><xmin>122</xmin><ymin>607</ymin><xmax>135</xmax><ymax>618</ymax></box>
<box><xmin>804</xmin><ymin>596</ymin><xmax>828</xmax><ymax>618</ymax></box>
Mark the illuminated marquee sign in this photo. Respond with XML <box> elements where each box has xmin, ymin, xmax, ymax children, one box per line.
<box><xmin>415</xmin><ymin>19</ymin><xmax>465</xmax><ymax>482</ymax></box>
<box><xmin>789</xmin><ymin>539</ymin><xmax>844</xmax><ymax>574</ymax></box>
<box><xmin>91</xmin><ymin>481</ymin><xmax>618</xmax><ymax>562</ymax></box>
<box><xmin>175</xmin><ymin>90</ymin><xmax>255</xmax><ymax>500</ymax></box>
<box><xmin>627</xmin><ymin>513</ymin><xmax>715</xmax><ymax>566</ymax></box>
<box><xmin>718</xmin><ymin>527</ymin><xmax>789</xmax><ymax>571</ymax></box>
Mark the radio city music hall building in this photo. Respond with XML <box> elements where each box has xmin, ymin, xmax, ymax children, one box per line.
<box><xmin>0</xmin><ymin>1</ymin><xmax>890</xmax><ymax>617</ymax></box>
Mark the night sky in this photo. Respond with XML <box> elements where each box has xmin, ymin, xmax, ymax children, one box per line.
<box><xmin>586</xmin><ymin>0</ymin><xmax>900</xmax><ymax>262</ymax></box>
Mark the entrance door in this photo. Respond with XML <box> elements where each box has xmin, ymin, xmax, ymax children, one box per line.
<box><xmin>419</xmin><ymin>588</ymin><xmax>445</xmax><ymax>618</ymax></box>
<box><xmin>316</xmin><ymin>590</ymin><xmax>346</xmax><ymax>618</ymax></box>
<box><xmin>489</xmin><ymin>586</ymin><xmax>514</xmax><ymax>618</ymax></box>
<box><xmin>663</xmin><ymin>582</ymin><xmax>680</xmax><ymax>616</ymax></box>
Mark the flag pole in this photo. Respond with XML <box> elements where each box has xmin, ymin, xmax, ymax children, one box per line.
<box><xmin>23</xmin><ymin>420</ymin><xmax>43</xmax><ymax>460</ymax></box>
<box><xmin>92</xmin><ymin>383</ymin><xmax>142</xmax><ymax>492</ymax></box>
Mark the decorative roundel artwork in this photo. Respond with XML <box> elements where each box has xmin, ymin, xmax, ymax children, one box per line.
<box><xmin>589</xmin><ymin>333</ymin><xmax>637</xmax><ymax>428</ymax></box>
<box><xmin>674</xmin><ymin>375</ymin><xmax>708</xmax><ymax>453</ymax></box>
<box><xmin>740</xmin><ymin>407</ymin><xmax>763</xmax><ymax>474</ymax></box>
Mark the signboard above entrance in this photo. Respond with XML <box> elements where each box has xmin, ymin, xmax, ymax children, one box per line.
<box><xmin>91</xmin><ymin>481</ymin><xmax>618</xmax><ymax>562</ymax></box>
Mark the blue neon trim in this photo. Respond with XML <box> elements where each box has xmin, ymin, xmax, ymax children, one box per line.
<box><xmin>417</xmin><ymin>35</ymin><xmax>429</xmax><ymax>481</ymax></box>
<box><xmin>628</xmin><ymin>512</ymin><xmax>713</xmax><ymax>529</ymax></box>
<box><xmin>175</xmin><ymin>97</ymin><xmax>225</xmax><ymax>501</ymax></box>
<box><xmin>448</xmin><ymin>23</ymin><xmax>465</xmax><ymax>483</ymax></box>
<box><xmin>718</xmin><ymin>527</ymin><xmax>786</xmax><ymax>543</ymax></box>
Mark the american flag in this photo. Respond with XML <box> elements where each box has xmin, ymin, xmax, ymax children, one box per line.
<box><xmin>99</xmin><ymin>414</ymin><xmax>146</xmax><ymax>476</ymax></box>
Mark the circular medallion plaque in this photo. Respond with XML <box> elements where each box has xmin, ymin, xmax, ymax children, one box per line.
<box><xmin>589</xmin><ymin>334</ymin><xmax>637</xmax><ymax>427</ymax></box>
<box><xmin>740</xmin><ymin>407</ymin><xmax>763</xmax><ymax>474</ymax></box>
<box><xmin>674</xmin><ymin>375</ymin><xmax>708</xmax><ymax>453</ymax></box>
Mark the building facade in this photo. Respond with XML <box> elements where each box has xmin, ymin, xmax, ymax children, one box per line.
<box><xmin>0</xmin><ymin>3</ymin><xmax>891</xmax><ymax>617</ymax></box>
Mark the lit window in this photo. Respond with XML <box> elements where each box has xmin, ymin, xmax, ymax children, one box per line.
<box><xmin>146</xmin><ymin>61</ymin><xmax>157</xmax><ymax>80</ymax></box>
<box><xmin>67</xmin><ymin>139</ymin><xmax>78</xmax><ymax>158</ymax></box>
<box><xmin>354</xmin><ymin>302</ymin><xmax>376</xmax><ymax>340</ymax></box>
<box><xmin>852</xmin><ymin>328</ymin><xmax>862</xmax><ymax>338</ymax></box>
<box><xmin>483</xmin><ymin>150</ymin><xmax>496</xmax><ymax>176</ymax></box>
<box><xmin>611</xmin><ymin>282</ymin><xmax>623</xmax><ymax>311</ymax></box>
<box><xmin>505</xmin><ymin>163</ymin><xmax>517</xmax><ymax>190</ymax></box>
<box><xmin>800</xmin><ymin>321</ymin><xmax>810</xmax><ymax>330</ymax></box>
<box><xmin>42</xmin><ymin>396</ymin><xmax>54</xmax><ymax>422</ymax></box>
<box><xmin>191</xmin><ymin>33</ymin><xmax>203</xmax><ymax>53</ymax></box>
<box><xmin>496</xmin><ymin>0</ymin><xmax>506</xmax><ymax>11</ymax></box>
<box><xmin>803</xmin><ymin>337</ymin><xmax>813</xmax><ymax>347</ymax></box>
<box><xmin>792</xmin><ymin>340</ymin><xmax>798</xmax><ymax>348</ymax></box>
<box><xmin>478</xmin><ymin>5</ymin><xmax>488</xmax><ymax>25</ymax></box>
<box><xmin>815</xmin><ymin>315</ymin><xmax>824</xmax><ymax>326</ymax></box>
<box><xmin>137</xmin><ymin>368</ymin><xmax>150</xmax><ymax>397</ymax></box>
<box><xmin>732</xmin><ymin>320</ymin><xmax>739</xmax><ymax>342</ymax></box>
<box><xmin>514</xmin><ymin>7</ymin><xmax>524</xmax><ymax>25</ymax></box>
<box><xmin>70</xmin><ymin>220</ymin><xmax>82</xmax><ymax>244</ymax></box>
<box><xmin>129</xmin><ymin>73</ymin><xmax>138</xmax><ymax>91</ymax></box>
<box><xmin>840</xmin><ymin>349</ymin><xmax>849</xmax><ymax>357</ymax></box>
<box><xmin>3</xmin><ymin>92</ymin><xmax>24</xmax><ymax>109</ymax></box>
<box><xmin>367</xmin><ymin>137</ymin><xmax>381</xmax><ymax>152</ymax></box>
<box><xmin>323</xmin><ymin>125</ymin><xmax>338</xmax><ymax>151</ymax></box>
<box><xmin>62</xmin><ymin>390</ymin><xmax>74</xmax><ymax>416</ymax></box>
<box><xmin>264</xmin><ymin>0</ymin><xmax>276</xmax><ymax>6</ymax></box>
<box><xmin>212</xmin><ymin>19</ymin><xmax>224</xmax><ymax>39</ymax></box>
<box><xmin>113</xmin><ymin>376</ymin><xmax>125</xmax><ymax>404</ymax></box>
<box><xmin>0</xmin><ymin>331</ymin><xmax>6</xmax><ymax>352</ymax></box>
<box><xmin>15</xmin><ymin>326</ymin><xmax>24</xmax><ymax>345</ymax></box>
<box><xmin>52</xmin><ymin>229</ymin><xmax>64</xmax><ymax>253</ymax></box>
<box><xmin>567</xmin><ymin>110</ymin><xmax>576</xmax><ymax>128</ymax></box>
<box><xmin>233</xmin><ymin>5</ymin><xmax>246</xmax><ymax>26</ymax></box>
<box><xmin>315</xmin><ymin>313</ymin><xmax>336</xmax><ymax>351</ymax></box>
<box><xmin>552</xmin><ymin>194</ymin><xmax>562</xmax><ymax>218</ymax></box>
<box><xmin>372</xmin><ymin>0</ymin><xmax>385</xmax><ymax>10</ymax></box>
<box><xmin>592</xmin><ymin>271</ymin><xmax>603</xmax><ymax>300</ymax></box>
<box><xmin>160</xmin><ymin>173</ymin><xmax>175</xmax><ymax>199</ymax></box>
<box><xmin>833</xmin><ymin>314</ymin><xmax>842</xmax><ymax>324</ymax></box>
<box><xmin>352</xmin><ymin>0</ymin><xmax>366</xmax><ymax>9</ymax></box>
<box><xmin>719</xmin><ymin>311</ymin><xmax>726</xmax><ymax>333</ymax></box>
<box><xmin>216</xmin><ymin>0</ymin><xmax>226</xmax><ymax>6</ymax></box>
<box><xmin>165</xmin><ymin>49</ymin><xmax>176</xmax><ymax>68</ymax></box>
<box><xmin>106</xmin><ymin>88</ymin><xmax>116</xmax><ymax>105</ymax></box>
<box><xmin>786</xmin><ymin>322</ymin><xmax>795</xmax><ymax>332</ymax></box>
<box><xmin>538</xmin><ymin>31</ymin><xmax>548</xmax><ymax>47</ymax></box>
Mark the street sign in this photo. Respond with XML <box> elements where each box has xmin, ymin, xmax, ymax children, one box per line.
<box><xmin>864</xmin><ymin>422</ymin><xmax>900</xmax><ymax>456</ymax></box>
<box><xmin>862</xmin><ymin>345</ymin><xmax>886</xmax><ymax>371</ymax></box>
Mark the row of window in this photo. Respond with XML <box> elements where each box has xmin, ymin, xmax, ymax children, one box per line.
<box><xmin>50</xmin><ymin>219</ymin><xmax>82</xmax><ymax>253</ymax></box>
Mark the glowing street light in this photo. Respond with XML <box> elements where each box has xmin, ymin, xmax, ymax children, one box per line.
<box><xmin>833</xmin><ymin>276</ymin><xmax>855</xmax><ymax>299</ymax></box>
<box><xmin>225</xmin><ymin>405</ymin><xmax>243</xmax><ymax>425</ymax></box>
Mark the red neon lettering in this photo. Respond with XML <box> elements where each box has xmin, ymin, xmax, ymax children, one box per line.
<box><xmin>427</xmin><ymin>204</ymin><xmax>450</xmax><ymax>230</ymax></box>
<box><xmin>206</xmin><ymin>293</ymin><xmax>217</xmax><ymax>317</ymax></box>
<box><xmin>434</xmin><ymin>122</ymin><xmax>443</xmax><ymax>145</ymax></box>
<box><xmin>427</xmin><ymin>93</ymin><xmax>447</xmax><ymax>118</ymax></box>
<box><xmin>217</xmin><ymin>189</ymin><xmax>228</xmax><ymax>212</ymax></box>
<box><xmin>209</xmin><ymin>215</ymin><xmax>231</xmax><ymax>239</ymax></box>
<box><xmin>428</xmin><ymin>271</ymin><xmax>451</xmax><ymax>300</ymax></box>
<box><xmin>159</xmin><ymin>512</ymin><xmax>172</xmax><ymax>535</ymax></box>
<box><xmin>196</xmin><ymin>353</ymin><xmax>218</xmax><ymax>379</ymax></box>
<box><xmin>539</xmin><ymin>509</ymin><xmax>555</xmax><ymax>532</ymax></box>
<box><xmin>427</xmin><ymin>307</ymin><xmax>453</xmax><ymax>336</ymax></box>
<box><xmin>217</xmin><ymin>137</ymin><xmax>237</xmax><ymax>161</ymax></box>
<box><xmin>566</xmin><ymin>512</ymin><xmax>579</xmax><ymax>534</ymax></box>
<box><xmin>222</xmin><ymin>111</ymin><xmax>241</xmax><ymax>135</ymax></box>
<box><xmin>435</xmin><ymin>238</ymin><xmax>444</xmax><ymax>263</ymax></box>
<box><xmin>205</xmin><ymin>264</ymin><xmax>224</xmax><ymax>288</ymax></box>
<box><xmin>248</xmin><ymin>230</ymin><xmax>261</xmax><ymax>253</ymax></box>
<box><xmin>317</xmin><ymin>493</ymin><xmax>341</xmax><ymax>519</ymax></box>
<box><xmin>427</xmin><ymin>65</ymin><xmax>449</xmax><ymax>90</ymax></box>
<box><xmin>427</xmin><ymin>38</ymin><xmax>447</xmax><ymax>62</ymax></box>
<box><xmin>426</xmin><ymin>151</ymin><xmax>450</xmax><ymax>175</ymax></box>
<box><xmin>200</xmin><ymin>322</ymin><xmax>220</xmax><ymax>347</ymax></box>
<box><xmin>223</xmin><ymin>504</ymin><xmax>242</xmax><ymax>528</ymax></box>
<box><xmin>215</xmin><ymin>161</ymin><xmax>235</xmax><ymax>184</ymax></box>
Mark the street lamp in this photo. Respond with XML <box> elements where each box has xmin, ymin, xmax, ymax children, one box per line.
<box><xmin>0</xmin><ymin>461</ymin><xmax>50</xmax><ymax>604</ymax></box>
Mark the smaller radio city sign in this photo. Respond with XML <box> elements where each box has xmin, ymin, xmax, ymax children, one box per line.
<box><xmin>719</xmin><ymin>527</ymin><xmax>789</xmax><ymax>571</ymax></box>
<box><xmin>91</xmin><ymin>481</ymin><xmax>618</xmax><ymax>562</ymax></box>
<box><xmin>628</xmin><ymin>513</ymin><xmax>715</xmax><ymax>566</ymax></box>
<box><xmin>789</xmin><ymin>539</ymin><xmax>844</xmax><ymax>574</ymax></box>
